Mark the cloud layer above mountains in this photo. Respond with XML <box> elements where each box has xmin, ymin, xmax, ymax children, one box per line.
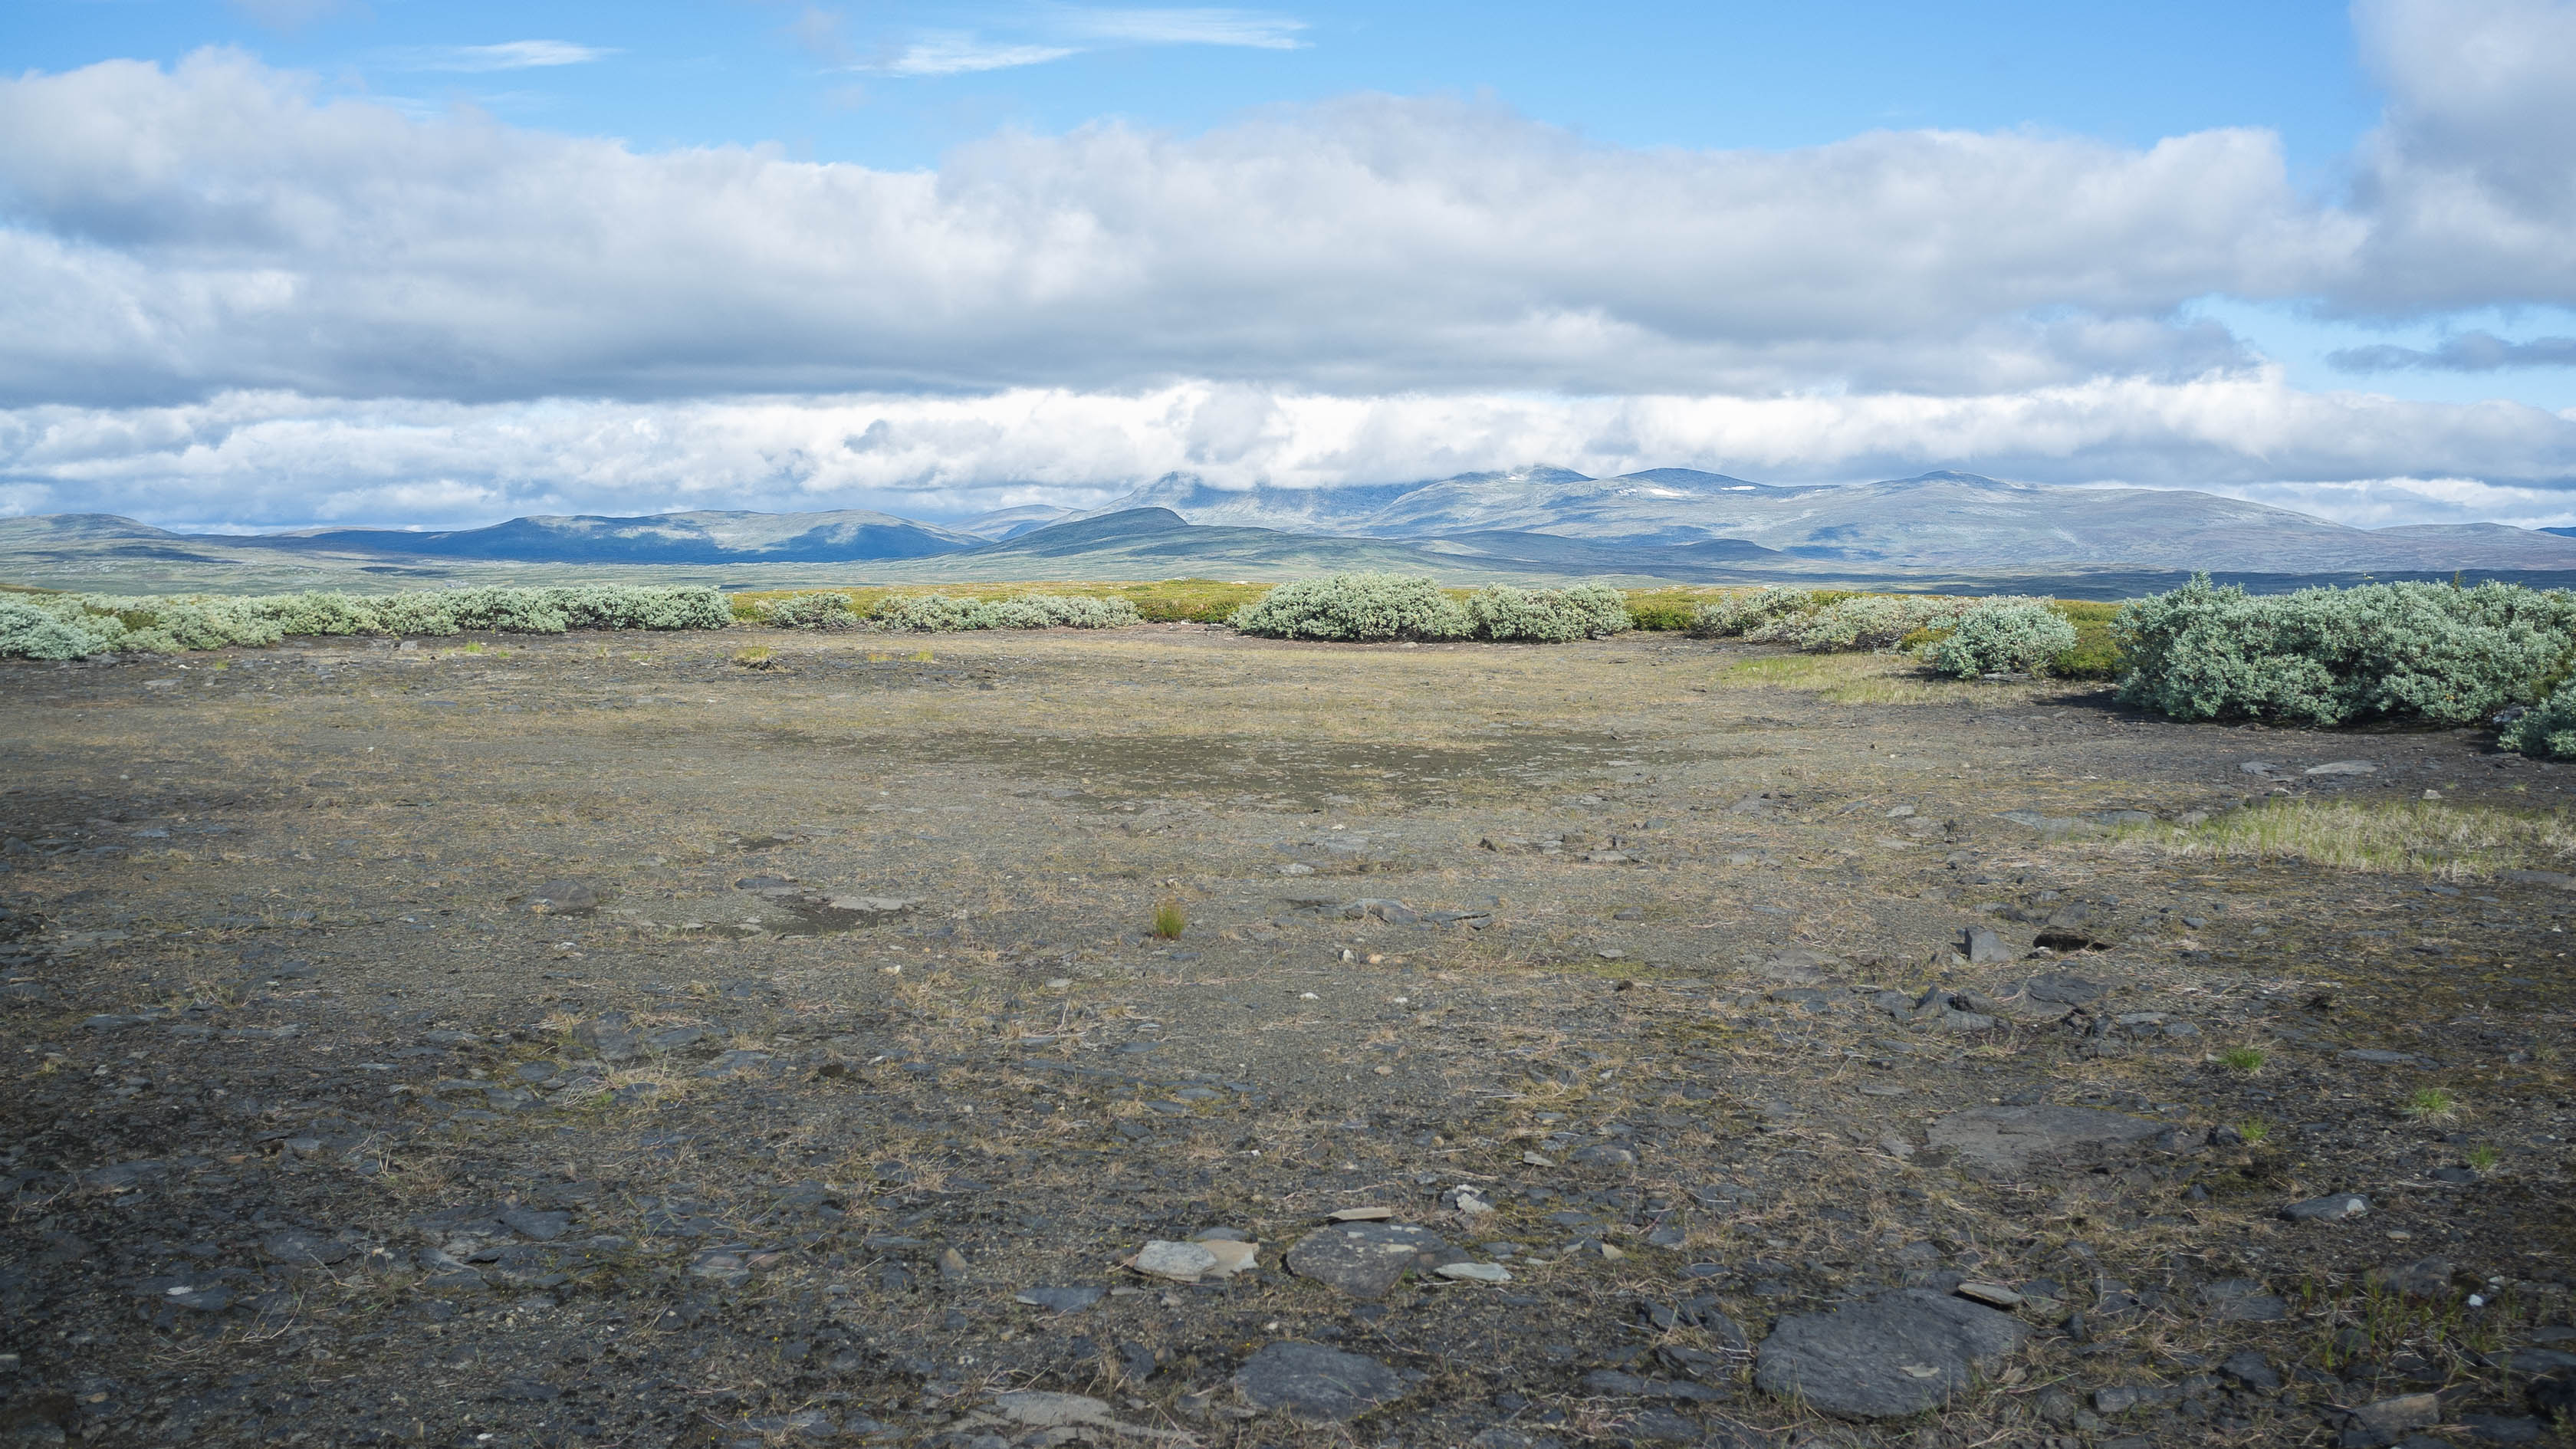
<box><xmin>1</xmin><ymin>0</ymin><xmax>2572</xmax><ymax>528</ymax></box>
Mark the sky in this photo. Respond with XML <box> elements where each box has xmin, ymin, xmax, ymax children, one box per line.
<box><xmin>1</xmin><ymin>0</ymin><xmax>2573</xmax><ymax>532</ymax></box>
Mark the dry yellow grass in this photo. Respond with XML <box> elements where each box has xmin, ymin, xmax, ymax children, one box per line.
<box><xmin>2122</xmin><ymin>797</ymin><xmax>2576</xmax><ymax>879</ymax></box>
<box><xmin>1718</xmin><ymin>652</ymin><xmax>2008</xmax><ymax>706</ymax></box>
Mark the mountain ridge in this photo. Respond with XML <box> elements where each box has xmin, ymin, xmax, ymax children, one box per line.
<box><xmin>9</xmin><ymin>468</ymin><xmax>2576</xmax><ymax>577</ymax></box>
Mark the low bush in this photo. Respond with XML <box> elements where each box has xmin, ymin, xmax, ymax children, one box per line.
<box><xmin>0</xmin><ymin>598</ymin><xmax>113</xmax><ymax>660</ymax></box>
<box><xmin>1772</xmin><ymin>593</ymin><xmax>1970</xmax><ymax>652</ymax></box>
<box><xmin>2505</xmin><ymin>682</ymin><xmax>2576</xmax><ymax>759</ymax></box>
<box><xmin>757</xmin><ymin>593</ymin><xmax>861</xmax><ymax>629</ymax></box>
<box><xmin>0</xmin><ymin>584</ymin><xmax>732</xmax><ymax>660</ymax></box>
<box><xmin>1228</xmin><ymin>573</ymin><xmax>1471</xmax><ymax>641</ymax></box>
<box><xmin>2116</xmin><ymin>574</ymin><xmax>2576</xmax><ymax>726</ymax></box>
<box><xmin>730</xmin><ymin>579</ymin><xmax>1267</xmax><ymax>626</ymax></box>
<box><xmin>871</xmin><ymin>593</ymin><xmax>1142</xmax><ymax>632</ymax></box>
<box><xmin>1929</xmin><ymin>598</ymin><xmax>2078</xmax><ymax>678</ymax></box>
<box><xmin>1689</xmin><ymin>586</ymin><xmax>1817</xmax><ymax>638</ymax></box>
<box><xmin>1464</xmin><ymin>583</ymin><xmax>1633</xmax><ymax>642</ymax></box>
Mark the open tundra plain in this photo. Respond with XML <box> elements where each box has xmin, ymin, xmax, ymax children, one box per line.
<box><xmin>5</xmin><ymin>626</ymin><xmax>2575</xmax><ymax>1448</ymax></box>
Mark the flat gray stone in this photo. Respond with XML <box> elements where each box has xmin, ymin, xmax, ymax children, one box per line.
<box><xmin>989</xmin><ymin>1392</ymin><xmax>1116</xmax><ymax>1428</ymax></box>
<box><xmin>1924</xmin><ymin>1105</ymin><xmax>2163</xmax><ymax>1178</ymax></box>
<box><xmin>1757</xmin><ymin>948</ymin><xmax>1838</xmax><ymax>984</ymax></box>
<box><xmin>2282</xmin><ymin>1192</ymin><xmax>2369</xmax><ymax>1222</ymax></box>
<box><xmin>1962</xmin><ymin>926</ymin><xmax>2010</xmax><ymax>963</ymax></box>
<box><xmin>521</xmin><ymin>879</ymin><xmax>599</xmax><ymax>915</ymax></box>
<box><xmin>1285</xmin><ymin>1222</ymin><xmax>1460</xmax><ymax>1300</ymax></box>
<box><xmin>1234</xmin><ymin>1341</ymin><xmax>1405</xmax><ymax>1423</ymax></box>
<box><xmin>2023</xmin><ymin>973</ymin><xmax>2107</xmax><ymax>1005</ymax></box>
<box><xmin>2200</xmin><ymin>1279</ymin><xmax>2288</xmax><ymax>1322</ymax></box>
<box><xmin>1014</xmin><ymin>1286</ymin><xmax>1105</xmax><ymax>1313</ymax></box>
<box><xmin>1997</xmin><ymin>810</ymin><xmax>2100</xmax><ymax>838</ymax></box>
<box><xmin>2368</xmin><ymin>1257</ymin><xmax>2454</xmax><ymax>1298</ymax></box>
<box><xmin>1754</xmin><ymin>1287</ymin><xmax>2030</xmax><ymax>1419</ymax></box>
<box><xmin>260</xmin><ymin>1230</ymin><xmax>351</xmax><ymax>1267</ymax></box>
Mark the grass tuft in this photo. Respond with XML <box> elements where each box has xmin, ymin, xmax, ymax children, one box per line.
<box><xmin>1720</xmin><ymin>652</ymin><xmax>1994</xmax><ymax>706</ymax></box>
<box><xmin>2118</xmin><ymin>797</ymin><xmax>2576</xmax><ymax>879</ymax></box>
<box><xmin>2402</xmin><ymin>1086</ymin><xmax>2460</xmax><ymax>1122</ymax></box>
<box><xmin>2236</xmin><ymin>1118</ymin><xmax>2271</xmax><ymax>1144</ymax></box>
<box><xmin>2466</xmin><ymin>1143</ymin><xmax>2501</xmax><ymax>1171</ymax></box>
<box><xmin>1151</xmin><ymin>902</ymin><xmax>1186</xmax><ymax>940</ymax></box>
<box><xmin>2217</xmin><ymin>1046</ymin><xmax>2266</xmax><ymax>1073</ymax></box>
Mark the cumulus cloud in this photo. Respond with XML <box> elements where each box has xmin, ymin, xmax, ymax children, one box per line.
<box><xmin>0</xmin><ymin>50</ymin><xmax>2345</xmax><ymax>409</ymax></box>
<box><xmin>2331</xmin><ymin>330</ymin><xmax>2576</xmax><ymax>371</ymax></box>
<box><xmin>6</xmin><ymin>375</ymin><xmax>2572</xmax><ymax>531</ymax></box>
<box><xmin>14</xmin><ymin>12</ymin><xmax>2570</xmax><ymax>412</ymax></box>
<box><xmin>3</xmin><ymin>0</ymin><xmax>2574</xmax><ymax>529</ymax></box>
<box><xmin>2347</xmin><ymin>0</ymin><xmax>2576</xmax><ymax>310</ymax></box>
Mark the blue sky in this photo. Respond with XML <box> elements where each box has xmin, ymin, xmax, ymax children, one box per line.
<box><xmin>5</xmin><ymin>3</ymin><xmax>2385</xmax><ymax>172</ymax></box>
<box><xmin>2</xmin><ymin>0</ymin><xmax>2573</xmax><ymax>529</ymax></box>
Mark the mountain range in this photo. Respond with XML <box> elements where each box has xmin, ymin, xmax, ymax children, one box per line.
<box><xmin>1090</xmin><ymin>467</ymin><xmax>2576</xmax><ymax>571</ymax></box>
<box><xmin>8</xmin><ymin>468</ymin><xmax>2576</xmax><ymax>594</ymax></box>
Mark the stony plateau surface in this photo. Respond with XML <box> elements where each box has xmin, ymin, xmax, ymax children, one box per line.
<box><xmin>2</xmin><ymin>627</ymin><xmax>2574</xmax><ymax>1448</ymax></box>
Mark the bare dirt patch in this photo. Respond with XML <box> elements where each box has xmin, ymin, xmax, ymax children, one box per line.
<box><xmin>5</xmin><ymin>628</ymin><xmax>2574</xmax><ymax>1447</ymax></box>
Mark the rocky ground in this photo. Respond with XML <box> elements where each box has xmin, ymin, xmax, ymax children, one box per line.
<box><xmin>3</xmin><ymin>625</ymin><xmax>2574</xmax><ymax>1449</ymax></box>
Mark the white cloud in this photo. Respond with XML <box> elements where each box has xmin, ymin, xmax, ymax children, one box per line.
<box><xmin>1056</xmin><ymin>8</ymin><xmax>1307</xmax><ymax>48</ymax></box>
<box><xmin>6</xmin><ymin>375</ymin><xmax>2572</xmax><ymax>531</ymax></box>
<box><xmin>873</xmin><ymin>35</ymin><xmax>1083</xmax><ymax>76</ymax></box>
<box><xmin>378</xmin><ymin>41</ymin><xmax>620</xmax><ymax>73</ymax></box>
<box><xmin>3</xmin><ymin>2</ymin><xmax>2576</xmax><ymax>529</ymax></box>
<box><xmin>867</xmin><ymin>7</ymin><xmax>1306</xmax><ymax>76</ymax></box>
<box><xmin>0</xmin><ymin>52</ymin><xmax>2351</xmax><ymax>408</ymax></box>
<box><xmin>2347</xmin><ymin>0</ymin><xmax>2576</xmax><ymax>309</ymax></box>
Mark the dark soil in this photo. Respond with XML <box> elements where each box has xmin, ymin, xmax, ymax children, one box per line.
<box><xmin>4</xmin><ymin>626</ymin><xmax>2574</xmax><ymax>1448</ymax></box>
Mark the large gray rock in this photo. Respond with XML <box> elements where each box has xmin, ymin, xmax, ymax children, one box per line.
<box><xmin>1285</xmin><ymin>1222</ymin><xmax>1461</xmax><ymax>1300</ymax></box>
<box><xmin>1754</xmin><ymin>1288</ymin><xmax>2029</xmax><ymax>1419</ymax></box>
<box><xmin>1924</xmin><ymin>1105</ymin><xmax>2164</xmax><ymax>1178</ymax></box>
<box><xmin>1234</xmin><ymin>1342</ymin><xmax>1405</xmax><ymax>1422</ymax></box>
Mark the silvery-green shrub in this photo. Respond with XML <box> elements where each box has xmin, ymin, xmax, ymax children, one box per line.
<box><xmin>1228</xmin><ymin>574</ymin><xmax>1470</xmax><ymax>641</ymax></box>
<box><xmin>373</xmin><ymin>593</ymin><xmax>460</xmax><ymax>636</ymax></box>
<box><xmin>1690</xmin><ymin>586</ymin><xmax>1815</xmax><ymax>637</ymax></box>
<box><xmin>1466</xmin><ymin>584</ymin><xmax>1634</xmax><ymax>641</ymax></box>
<box><xmin>444</xmin><ymin>587</ymin><xmax>570</xmax><ymax>634</ymax></box>
<box><xmin>759</xmin><ymin>593</ymin><xmax>859</xmax><ymax>629</ymax></box>
<box><xmin>2504</xmin><ymin>682</ymin><xmax>2576</xmax><ymax>759</ymax></box>
<box><xmin>2118</xmin><ymin>574</ymin><xmax>2576</xmax><ymax>726</ymax></box>
<box><xmin>1777</xmin><ymin>593</ymin><xmax>1971</xmax><ymax>652</ymax></box>
<box><xmin>875</xmin><ymin>595</ymin><xmax>976</xmax><ymax>632</ymax></box>
<box><xmin>0</xmin><ymin>583</ymin><xmax>734</xmax><ymax>661</ymax></box>
<box><xmin>874</xmin><ymin>593</ymin><xmax>1142</xmax><ymax>632</ymax></box>
<box><xmin>249</xmin><ymin>591</ymin><xmax>385</xmax><ymax>636</ymax></box>
<box><xmin>1930</xmin><ymin>599</ymin><xmax>2078</xmax><ymax>677</ymax></box>
<box><xmin>546</xmin><ymin>585</ymin><xmax>731</xmax><ymax>631</ymax></box>
<box><xmin>964</xmin><ymin>594</ymin><xmax>1138</xmax><ymax>629</ymax></box>
<box><xmin>0</xmin><ymin>598</ymin><xmax>116</xmax><ymax>659</ymax></box>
